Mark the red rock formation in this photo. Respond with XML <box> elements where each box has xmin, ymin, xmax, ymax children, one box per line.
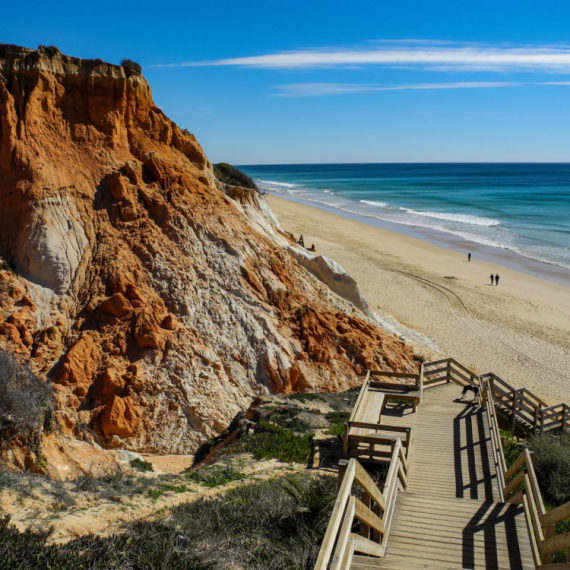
<box><xmin>0</xmin><ymin>45</ymin><xmax>418</xmax><ymax>473</ymax></box>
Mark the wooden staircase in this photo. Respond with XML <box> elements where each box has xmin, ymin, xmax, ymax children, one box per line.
<box><xmin>356</xmin><ymin>383</ymin><xmax>534</xmax><ymax>569</ymax></box>
<box><xmin>314</xmin><ymin>360</ymin><xmax>570</xmax><ymax>570</ymax></box>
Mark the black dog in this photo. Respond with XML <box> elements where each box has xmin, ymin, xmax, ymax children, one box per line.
<box><xmin>461</xmin><ymin>384</ymin><xmax>479</xmax><ymax>400</ymax></box>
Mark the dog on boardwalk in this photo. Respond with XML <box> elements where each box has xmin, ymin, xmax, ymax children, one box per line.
<box><xmin>461</xmin><ymin>384</ymin><xmax>480</xmax><ymax>400</ymax></box>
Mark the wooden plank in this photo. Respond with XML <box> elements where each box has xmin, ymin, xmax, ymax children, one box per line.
<box><xmin>354</xmin><ymin>461</ymin><xmax>386</xmax><ymax>512</ymax></box>
<box><xmin>349</xmin><ymin>373</ymin><xmax>370</xmax><ymax>423</ymax></box>
<box><xmin>542</xmin><ymin>499</ymin><xmax>570</xmax><ymax>527</ymax></box>
<box><xmin>524</xmin><ymin>474</ymin><xmax>544</xmax><ymax>543</ymax></box>
<box><xmin>354</xmin><ymin>497</ymin><xmax>386</xmax><ymax>535</ymax></box>
<box><xmin>423</xmin><ymin>357</ymin><xmax>450</xmax><ymax>368</ymax></box>
<box><xmin>330</xmin><ymin>496</ymin><xmax>356</xmax><ymax>570</ymax></box>
<box><xmin>314</xmin><ymin>459</ymin><xmax>356</xmax><ymax>570</ymax></box>
<box><xmin>369</xmin><ymin>370</ymin><xmax>421</xmax><ymax>380</ymax></box>
<box><xmin>540</xmin><ymin>530</ymin><xmax>570</xmax><ymax>554</ymax></box>
<box><xmin>351</xmin><ymin>534</ymin><xmax>385</xmax><ymax>558</ymax></box>
<box><xmin>504</xmin><ymin>449</ymin><xmax>527</xmax><ymax>480</ymax></box>
<box><xmin>349</xmin><ymin>434</ymin><xmax>399</xmax><ymax>447</ymax></box>
<box><xmin>368</xmin><ymin>381</ymin><xmax>418</xmax><ymax>392</ymax></box>
<box><xmin>423</xmin><ymin>365</ymin><xmax>450</xmax><ymax>377</ymax></box>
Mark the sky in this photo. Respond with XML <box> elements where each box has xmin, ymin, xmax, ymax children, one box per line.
<box><xmin>2</xmin><ymin>0</ymin><xmax>570</xmax><ymax>164</ymax></box>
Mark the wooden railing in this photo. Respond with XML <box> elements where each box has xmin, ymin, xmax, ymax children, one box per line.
<box><xmin>479</xmin><ymin>377</ymin><xmax>507</xmax><ymax>500</ymax></box>
<box><xmin>314</xmin><ymin>440</ymin><xmax>411</xmax><ymax>570</ymax></box>
<box><xmin>480</xmin><ymin>376</ymin><xmax>570</xmax><ymax>568</ymax></box>
<box><xmin>423</xmin><ymin>357</ymin><xmax>479</xmax><ymax>388</ymax></box>
<box><xmin>481</xmin><ymin>372</ymin><xmax>570</xmax><ymax>436</ymax></box>
<box><xmin>343</xmin><ymin>369</ymin><xmax>420</xmax><ymax>462</ymax></box>
<box><xmin>503</xmin><ymin>450</ymin><xmax>570</xmax><ymax>568</ymax></box>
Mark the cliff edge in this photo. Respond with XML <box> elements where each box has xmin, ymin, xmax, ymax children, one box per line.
<box><xmin>0</xmin><ymin>45</ymin><xmax>417</xmax><ymax>476</ymax></box>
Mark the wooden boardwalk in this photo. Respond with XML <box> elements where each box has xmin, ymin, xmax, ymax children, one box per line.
<box><xmin>352</xmin><ymin>383</ymin><xmax>535</xmax><ymax>570</ymax></box>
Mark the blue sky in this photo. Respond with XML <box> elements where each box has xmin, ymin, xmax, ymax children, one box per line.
<box><xmin>3</xmin><ymin>0</ymin><xmax>570</xmax><ymax>164</ymax></box>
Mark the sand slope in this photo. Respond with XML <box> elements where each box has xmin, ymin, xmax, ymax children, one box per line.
<box><xmin>269</xmin><ymin>196</ymin><xmax>570</xmax><ymax>404</ymax></box>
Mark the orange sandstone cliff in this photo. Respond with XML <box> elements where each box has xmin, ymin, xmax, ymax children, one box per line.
<box><xmin>0</xmin><ymin>45</ymin><xmax>417</xmax><ymax>475</ymax></box>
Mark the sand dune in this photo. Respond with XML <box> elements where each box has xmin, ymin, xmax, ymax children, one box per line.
<box><xmin>269</xmin><ymin>196</ymin><xmax>570</xmax><ymax>404</ymax></box>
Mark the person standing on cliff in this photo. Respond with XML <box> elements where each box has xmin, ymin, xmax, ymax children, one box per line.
<box><xmin>468</xmin><ymin>253</ymin><xmax>471</xmax><ymax>262</ymax></box>
<box><xmin>495</xmin><ymin>274</ymin><xmax>500</xmax><ymax>286</ymax></box>
<box><xmin>490</xmin><ymin>274</ymin><xmax>495</xmax><ymax>285</ymax></box>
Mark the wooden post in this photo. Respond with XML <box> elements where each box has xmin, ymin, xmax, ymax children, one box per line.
<box><xmin>338</xmin><ymin>459</ymin><xmax>349</xmax><ymax>491</ymax></box>
<box><xmin>360</xmin><ymin>491</ymin><xmax>371</xmax><ymax>540</ymax></box>
<box><xmin>447</xmin><ymin>359</ymin><xmax>452</xmax><ymax>383</ymax></box>
<box><xmin>563</xmin><ymin>405</ymin><xmax>568</xmax><ymax>434</ymax></box>
<box><xmin>533</xmin><ymin>405</ymin><xmax>540</xmax><ymax>435</ymax></box>
<box><xmin>512</xmin><ymin>389</ymin><xmax>519</xmax><ymax>435</ymax></box>
<box><xmin>419</xmin><ymin>363</ymin><xmax>424</xmax><ymax>404</ymax></box>
<box><xmin>540</xmin><ymin>406</ymin><xmax>544</xmax><ymax>435</ymax></box>
<box><xmin>343</xmin><ymin>423</ymin><xmax>349</xmax><ymax>459</ymax></box>
<box><xmin>543</xmin><ymin>524</ymin><xmax>556</xmax><ymax>564</ymax></box>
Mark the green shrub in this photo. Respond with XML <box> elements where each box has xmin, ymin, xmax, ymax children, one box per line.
<box><xmin>121</xmin><ymin>58</ymin><xmax>142</xmax><ymax>73</ymax></box>
<box><xmin>285</xmin><ymin>393</ymin><xmax>325</xmax><ymax>404</ymax></box>
<box><xmin>528</xmin><ymin>434</ymin><xmax>570</xmax><ymax>506</ymax></box>
<box><xmin>502</xmin><ymin>433</ymin><xmax>524</xmax><ymax>468</ymax></box>
<box><xmin>213</xmin><ymin>163</ymin><xmax>258</xmax><ymax>190</ymax></box>
<box><xmin>0</xmin><ymin>260</ymin><xmax>14</xmax><ymax>274</ymax></box>
<box><xmin>0</xmin><ymin>349</ymin><xmax>53</xmax><ymax>435</ymax></box>
<box><xmin>235</xmin><ymin>421</ymin><xmax>315</xmax><ymax>464</ymax></box>
<box><xmin>324</xmin><ymin>411</ymin><xmax>350</xmax><ymax>438</ymax></box>
<box><xmin>130</xmin><ymin>458</ymin><xmax>154</xmax><ymax>473</ymax></box>
<box><xmin>186</xmin><ymin>466</ymin><xmax>247</xmax><ymax>488</ymax></box>
<box><xmin>148</xmin><ymin>484</ymin><xmax>188</xmax><ymax>500</ymax></box>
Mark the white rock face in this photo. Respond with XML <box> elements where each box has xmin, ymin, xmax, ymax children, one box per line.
<box><xmin>286</xmin><ymin>246</ymin><xmax>373</xmax><ymax>316</ymax></box>
<box><xmin>16</xmin><ymin>195</ymin><xmax>89</xmax><ymax>294</ymax></box>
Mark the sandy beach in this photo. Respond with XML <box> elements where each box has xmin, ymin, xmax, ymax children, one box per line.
<box><xmin>268</xmin><ymin>196</ymin><xmax>570</xmax><ymax>404</ymax></box>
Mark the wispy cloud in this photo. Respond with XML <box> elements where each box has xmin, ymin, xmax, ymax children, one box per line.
<box><xmin>274</xmin><ymin>82</ymin><xmax>526</xmax><ymax>97</ymax></box>
<box><xmin>152</xmin><ymin>41</ymin><xmax>570</xmax><ymax>72</ymax></box>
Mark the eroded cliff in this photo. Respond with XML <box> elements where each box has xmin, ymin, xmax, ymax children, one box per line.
<box><xmin>0</xmin><ymin>45</ymin><xmax>417</xmax><ymax>474</ymax></box>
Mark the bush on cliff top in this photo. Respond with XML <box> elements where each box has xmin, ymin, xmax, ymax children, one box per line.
<box><xmin>0</xmin><ymin>349</ymin><xmax>52</xmax><ymax>435</ymax></box>
<box><xmin>213</xmin><ymin>163</ymin><xmax>258</xmax><ymax>191</ymax></box>
<box><xmin>121</xmin><ymin>58</ymin><xmax>142</xmax><ymax>73</ymax></box>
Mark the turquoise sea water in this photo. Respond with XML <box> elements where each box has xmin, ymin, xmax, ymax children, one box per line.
<box><xmin>239</xmin><ymin>164</ymin><xmax>570</xmax><ymax>271</ymax></box>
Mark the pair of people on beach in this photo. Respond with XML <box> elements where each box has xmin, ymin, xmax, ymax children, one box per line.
<box><xmin>468</xmin><ymin>253</ymin><xmax>501</xmax><ymax>285</ymax></box>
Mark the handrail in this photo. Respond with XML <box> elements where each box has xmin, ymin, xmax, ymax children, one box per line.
<box><xmin>479</xmin><ymin>376</ymin><xmax>507</xmax><ymax>498</ymax></box>
<box><xmin>502</xmin><ymin>448</ymin><xmax>570</xmax><ymax>567</ymax></box>
<box><xmin>314</xmin><ymin>440</ymin><xmax>410</xmax><ymax>570</ymax></box>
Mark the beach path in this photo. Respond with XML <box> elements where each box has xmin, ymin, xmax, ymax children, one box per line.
<box><xmin>348</xmin><ymin>382</ymin><xmax>534</xmax><ymax>570</ymax></box>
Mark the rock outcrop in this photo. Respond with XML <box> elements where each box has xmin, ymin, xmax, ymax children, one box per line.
<box><xmin>0</xmin><ymin>45</ymin><xmax>418</xmax><ymax>474</ymax></box>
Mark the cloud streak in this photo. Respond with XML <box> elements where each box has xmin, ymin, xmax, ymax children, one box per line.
<box><xmin>153</xmin><ymin>42</ymin><xmax>570</xmax><ymax>72</ymax></box>
<box><xmin>273</xmin><ymin>81</ymin><xmax>570</xmax><ymax>97</ymax></box>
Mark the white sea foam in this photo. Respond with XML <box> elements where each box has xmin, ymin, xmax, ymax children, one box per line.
<box><xmin>360</xmin><ymin>200</ymin><xmax>390</xmax><ymax>208</ymax></box>
<box><xmin>402</xmin><ymin>209</ymin><xmax>500</xmax><ymax>227</ymax></box>
<box><xmin>258</xmin><ymin>179</ymin><xmax>302</xmax><ymax>188</ymax></box>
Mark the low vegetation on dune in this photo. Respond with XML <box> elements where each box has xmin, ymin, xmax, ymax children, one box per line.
<box><xmin>213</xmin><ymin>163</ymin><xmax>258</xmax><ymax>190</ymax></box>
<box><xmin>0</xmin><ymin>473</ymin><xmax>338</xmax><ymax>569</ymax></box>
<box><xmin>0</xmin><ymin>388</ymin><xmax>369</xmax><ymax>568</ymax></box>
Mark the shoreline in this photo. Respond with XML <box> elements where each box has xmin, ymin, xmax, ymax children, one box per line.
<box><xmin>268</xmin><ymin>195</ymin><xmax>570</xmax><ymax>404</ymax></box>
<box><xmin>266</xmin><ymin>192</ymin><xmax>570</xmax><ymax>288</ymax></box>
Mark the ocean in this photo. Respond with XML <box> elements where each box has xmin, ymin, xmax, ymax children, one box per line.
<box><xmin>239</xmin><ymin>163</ymin><xmax>570</xmax><ymax>271</ymax></box>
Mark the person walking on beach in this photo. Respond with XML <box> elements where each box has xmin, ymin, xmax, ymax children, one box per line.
<box><xmin>468</xmin><ymin>253</ymin><xmax>471</xmax><ymax>262</ymax></box>
<box><xmin>490</xmin><ymin>274</ymin><xmax>495</xmax><ymax>285</ymax></box>
<box><xmin>495</xmin><ymin>274</ymin><xmax>500</xmax><ymax>286</ymax></box>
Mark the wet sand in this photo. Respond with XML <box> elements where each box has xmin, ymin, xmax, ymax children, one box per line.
<box><xmin>269</xmin><ymin>196</ymin><xmax>570</xmax><ymax>404</ymax></box>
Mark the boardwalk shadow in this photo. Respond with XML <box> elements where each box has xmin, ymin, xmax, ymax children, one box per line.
<box><xmin>453</xmin><ymin>402</ymin><xmax>496</xmax><ymax>501</ymax></box>
<box><xmin>462</xmin><ymin>501</ymin><xmax>525</xmax><ymax>570</ymax></box>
